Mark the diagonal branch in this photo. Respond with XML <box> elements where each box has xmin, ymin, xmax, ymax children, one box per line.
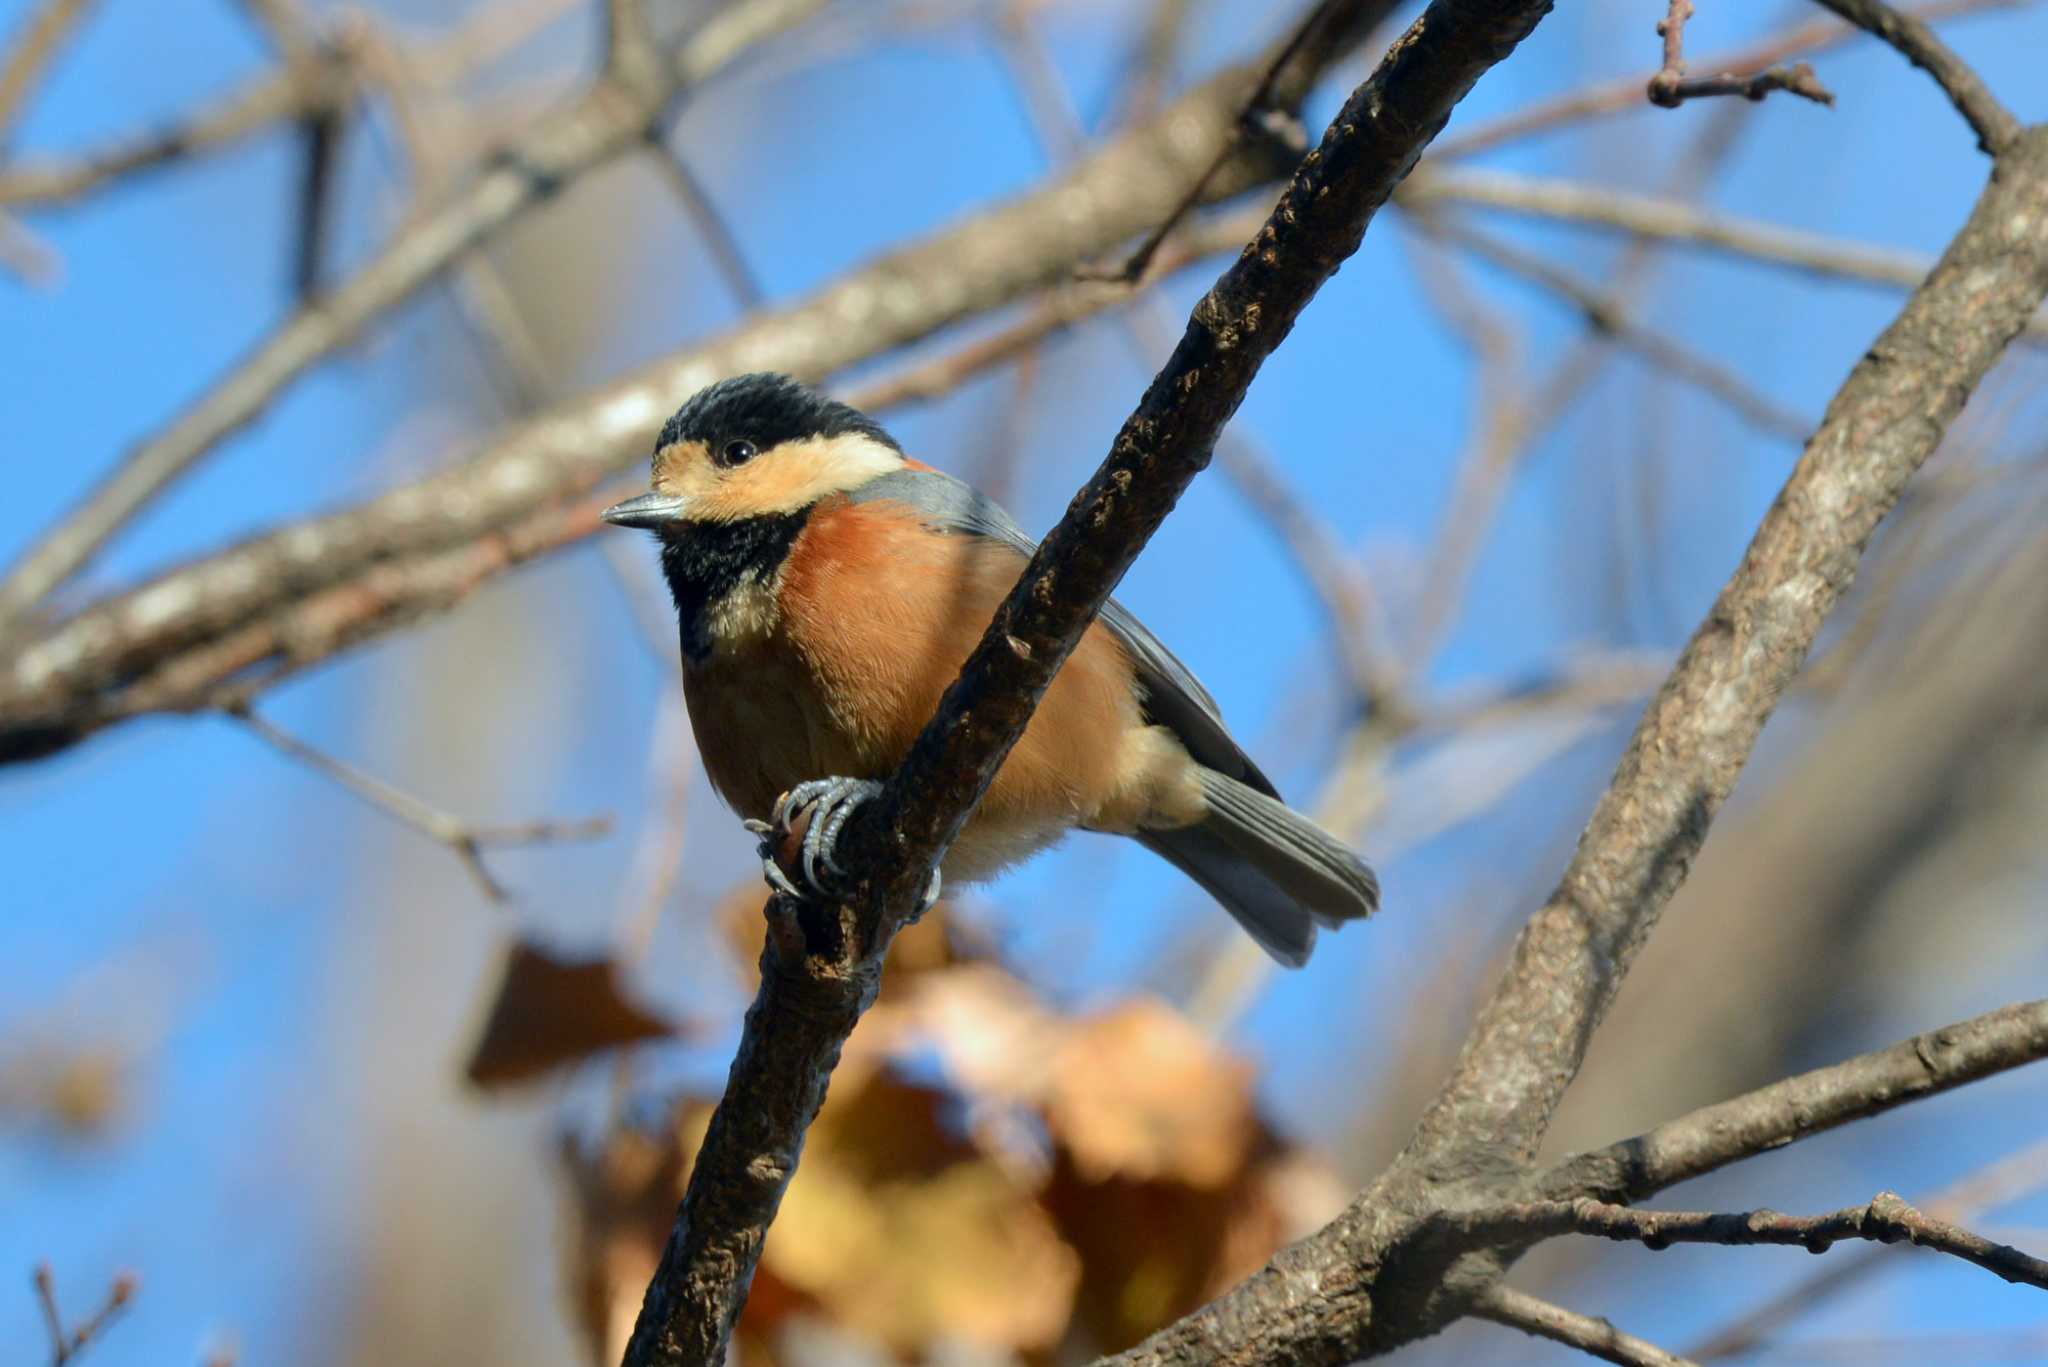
<box><xmin>229</xmin><ymin>702</ymin><xmax>612</xmax><ymax>902</ymax></box>
<box><xmin>1434</xmin><ymin>0</ymin><xmax>2014</xmax><ymax>159</ymax></box>
<box><xmin>0</xmin><ymin>0</ymin><xmax>824</xmax><ymax>636</ymax></box>
<box><xmin>1406</xmin><ymin>119</ymin><xmax>2048</xmax><ymax>1178</ymax></box>
<box><xmin>0</xmin><ymin>60</ymin><xmax>349</xmax><ymax>208</ymax></box>
<box><xmin>1685</xmin><ymin>1133</ymin><xmax>2048</xmax><ymax>1359</ymax></box>
<box><xmin>1549</xmin><ymin>998</ymin><xmax>2048</xmax><ymax>1202</ymax></box>
<box><xmin>1419</xmin><ymin>212</ymin><xmax>1814</xmax><ymax>439</ymax></box>
<box><xmin>0</xmin><ymin>44</ymin><xmax>1352</xmax><ymax>765</ymax></box>
<box><xmin>0</xmin><ymin>0</ymin><xmax>99</xmax><ymax>145</ymax></box>
<box><xmin>1497</xmin><ymin>1192</ymin><xmax>2048</xmax><ymax>1289</ymax></box>
<box><xmin>1403</xmin><ymin>167</ymin><xmax>2048</xmax><ymax>344</ymax></box>
<box><xmin>1810</xmin><ymin>0</ymin><xmax>2021</xmax><ymax>153</ymax></box>
<box><xmin>1106</xmin><ymin>117</ymin><xmax>2048</xmax><ymax>1367</ymax></box>
<box><xmin>1476</xmin><ymin>1285</ymin><xmax>1700</xmax><ymax>1367</ymax></box>
<box><xmin>618</xmin><ymin>1</ymin><xmax>1558</xmax><ymax>1362</ymax></box>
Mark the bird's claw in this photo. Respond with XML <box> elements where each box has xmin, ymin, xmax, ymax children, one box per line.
<box><xmin>757</xmin><ymin>777</ymin><xmax>881</xmax><ymax>902</ymax></box>
<box><xmin>753</xmin><ymin>778</ymin><xmax>942</xmax><ymax>915</ymax></box>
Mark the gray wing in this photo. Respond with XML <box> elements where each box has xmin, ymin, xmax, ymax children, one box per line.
<box><xmin>848</xmin><ymin>467</ymin><xmax>1279</xmax><ymax>798</ymax></box>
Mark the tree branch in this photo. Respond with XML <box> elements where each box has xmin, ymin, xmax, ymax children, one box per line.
<box><xmin>33</xmin><ymin>1263</ymin><xmax>136</xmax><ymax>1367</ymax></box>
<box><xmin>1104</xmin><ymin>115</ymin><xmax>2048</xmax><ymax>1367</ymax></box>
<box><xmin>1407</xmin><ymin>118</ymin><xmax>2048</xmax><ymax>1184</ymax></box>
<box><xmin>0</xmin><ymin>60</ymin><xmax>348</xmax><ymax>208</ymax></box>
<box><xmin>1810</xmin><ymin>0</ymin><xmax>2022</xmax><ymax>153</ymax></box>
<box><xmin>618</xmin><ymin>1</ymin><xmax>1557</xmax><ymax>1362</ymax></box>
<box><xmin>1434</xmin><ymin>0</ymin><xmax>2012</xmax><ymax>159</ymax></box>
<box><xmin>1403</xmin><ymin>166</ymin><xmax>2048</xmax><ymax>340</ymax></box>
<box><xmin>0</xmin><ymin>0</ymin><xmax>99</xmax><ymax>145</ymax></box>
<box><xmin>1475</xmin><ymin>1285</ymin><xmax>1700</xmax><ymax>1367</ymax></box>
<box><xmin>228</xmin><ymin>702</ymin><xmax>611</xmax><ymax>902</ymax></box>
<box><xmin>0</xmin><ymin>0</ymin><xmax>824</xmax><ymax>636</ymax></box>
<box><xmin>1501</xmin><ymin>1192</ymin><xmax>2048</xmax><ymax>1289</ymax></box>
<box><xmin>1550</xmin><ymin>999</ymin><xmax>2048</xmax><ymax>1202</ymax></box>
<box><xmin>0</xmin><ymin>44</ymin><xmax>1345</xmax><ymax>764</ymax></box>
<box><xmin>1685</xmin><ymin>1133</ymin><xmax>2048</xmax><ymax>1359</ymax></box>
<box><xmin>1420</xmin><ymin>212</ymin><xmax>1814</xmax><ymax>439</ymax></box>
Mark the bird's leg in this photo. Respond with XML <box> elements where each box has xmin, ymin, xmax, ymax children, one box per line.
<box><xmin>749</xmin><ymin>777</ymin><xmax>942</xmax><ymax>915</ymax></box>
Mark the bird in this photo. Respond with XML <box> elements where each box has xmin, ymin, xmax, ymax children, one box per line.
<box><xmin>602</xmin><ymin>372</ymin><xmax>1378</xmax><ymax>965</ymax></box>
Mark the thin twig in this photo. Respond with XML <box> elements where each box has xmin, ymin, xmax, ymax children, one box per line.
<box><xmin>228</xmin><ymin>702</ymin><xmax>610</xmax><ymax>902</ymax></box>
<box><xmin>409</xmin><ymin>0</ymin><xmax>584</xmax><ymax>87</ymax></box>
<box><xmin>33</xmin><ymin>1264</ymin><xmax>137</xmax><ymax>1367</ymax></box>
<box><xmin>0</xmin><ymin>50</ymin><xmax>1349</xmax><ymax>762</ymax></box>
<box><xmin>0</xmin><ymin>207</ymin><xmax>59</xmax><ymax>285</ymax></box>
<box><xmin>1646</xmin><ymin>0</ymin><xmax>1696</xmax><ymax>106</ymax></box>
<box><xmin>1110</xmin><ymin>117</ymin><xmax>2048</xmax><ymax>1367</ymax></box>
<box><xmin>844</xmin><ymin>206</ymin><xmax>1269</xmax><ymax>415</ymax></box>
<box><xmin>1477</xmin><ymin>1285</ymin><xmax>1701</xmax><ymax>1367</ymax></box>
<box><xmin>1686</xmin><ymin>1133</ymin><xmax>2048</xmax><ymax>1360</ymax></box>
<box><xmin>1112</xmin><ymin>0</ymin><xmax>1195</xmax><ymax>124</ymax></box>
<box><xmin>1402</xmin><ymin>165</ymin><xmax>2048</xmax><ymax>341</ymax></box>
<box><xmin>992</xmin><ymin>6</ymin><xmax>1395</xmax><ymax>706</ymax></box>
<box><xmin>0</xmin><ymin>0</ymin><xmax>97</xmax><ymax>145</ymax></box>
<box><xmin>233</xmin><ymin>0</ymin><xmax>318</xmax><ymax>59</ymax></box>
<box><xmin>1505</xmin><ymin>1193</ymin><xmax>2048</xmax><ymax>1288</ymax></box>
<box><xmin>0</xmin><ymin>0</ymin><xmax>826</xmax><ymax>635</ymax></box>
<box><xmin>1424</xmin><ymin>213</ymin><xmax>1813</xmax><ymax>439</ymax></box>
<box><xmin>1549</xmin><ymin>999</ymin><xmax>2048</xmax><ymax>1202</ymax></box>
<box><xmin>1076</xmin><ymin>0</ymin><xmax>1375</xmax><ymax>283</ymax></box>
<box><xmin>0</xmin><ymin>61</ymin><xmax>351</xmax><ymax>208</ymax></box>
<box><xmin>643</xmin><ymin>133</ymin><xmax>766</xmax><ymax>309</ymax></box>
<box><xmin>1809</xmin><ymin>0</ymin><xmax>2022</xmax><ymax>153</ymax></box>
<box><xmin>620</xmin><ymin>1</ymin><xmax>1553</xmax><ymax>1358</ymax></box>
<box><xmin>1658</xmin><ymin>62</ymin><xmax>1836</xmax><ymax>106</ymax></box>
<box><xmin>1435</xmin><ymin>0</ymin><xmax>2015</xmax><ymax>158</ymax></box>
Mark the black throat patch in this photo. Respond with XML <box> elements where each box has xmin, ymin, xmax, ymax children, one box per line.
<box><xmin>657</xmin><ymin>510</ymin><xmax>812</xmax><ymax>665</ymax></box>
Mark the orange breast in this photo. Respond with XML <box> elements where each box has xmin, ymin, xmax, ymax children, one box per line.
<box><xmin>686</xmin><ymin>497</ymin><xmax>1154</xmax><ymax>881</ymax></box>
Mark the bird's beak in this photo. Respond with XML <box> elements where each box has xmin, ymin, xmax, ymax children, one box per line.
<box><xmin>602</xmin><ymin>490</ymin><xmax>690</xmax><ymax>530</ymax></box>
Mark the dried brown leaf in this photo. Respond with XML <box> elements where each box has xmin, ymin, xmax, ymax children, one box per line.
<box><xmin>463</xmin><ymin>938</ymin><xmax>683</xmax><ymax>1088</ymax></box>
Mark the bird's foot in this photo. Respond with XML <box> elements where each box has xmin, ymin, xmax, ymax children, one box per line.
<box><xmin>746</xmin><ymin>777</ymin><xmax>942</xmax><ymax>914</ymax></box>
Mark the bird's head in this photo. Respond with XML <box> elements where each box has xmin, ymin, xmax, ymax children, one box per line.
<box><xmin>602</xmin><ymin>373</ymin><xmax>907</xmax><ymax>533</ymax></box>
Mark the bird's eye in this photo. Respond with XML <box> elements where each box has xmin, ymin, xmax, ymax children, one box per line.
<box><xmin>719</xmin><ymin>439</ymin><xmax>758</xmax><ymax>467</ymax></box>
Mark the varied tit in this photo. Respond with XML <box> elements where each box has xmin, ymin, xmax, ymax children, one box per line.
<box><xmin>602</xmin><ymin>372</ymin><xmax>1378</xmax><ymax>965</ymax></box>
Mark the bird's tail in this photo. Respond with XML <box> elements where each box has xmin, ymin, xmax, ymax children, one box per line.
<box><xmin>1138</xmin><ymin>769</ymin><xmax>1379</xmax><ymax>968</ymax></box>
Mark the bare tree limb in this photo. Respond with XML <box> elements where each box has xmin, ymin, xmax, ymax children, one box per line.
<box><xmin>32</xmin><ymin>1263</ymin><xmax>136</xmax><ymax>1367</ymax></box>
<box><xmin>1403</xmin><ymin>166</ymin><xmax>2048</xmax><ymax>340</ymax></box>
<box><xmin>1435</xmin><ymin>0</ymin><xmax>2016</xmax><ymax>159</ymax></box>
<box><xmin>990</xmin><ymin>6</ymin><xmax>1398</xmax><ymax>708</ymax></box>
<box><xmin>1661</xmin><ymin>62</ymin><xmax>1836</xmax><ymax>108</ymax></box>
<box><xmin>0</xmin><ymin>60</ymin><xmax>350</xmax><ymax>208</ymax></box>
<box><xmin>619</xmin><ymin>1</ymin><xmax>1557</xmax><ymax>1361</ymax></box>
<box><xmin>0</xmin><ymin>205</ymin><xmax>59</xmax><ymax>284</ymax></box>
<box><xmin>1075</xmin><ymin>0</ymin><xmax>1380</xmax><ymax>284</ymax></box>
<box><xmin>1686</xmin><ymin>1133</ymin><xmax>2048</xmax><ymax>1359</ymax></box>
<box><xmin>0</xmin><ymin>0</ymin><xmax>98</xmax><ymax>145</ymax></box>
<box><xmin>1476</xmin><ymin>1285</ymin><xmax>1700</xmax><ymax>1367</ymax></box>
<box><xmin>1495</xmin><ymin>1192</ymin><xmax>2048</xmax><ymax>1289</ymax></box>
<box><xmin>0</xmin><ymin>44</ymin><xmax>1348</xmax><ymax>764</ymax></box>
<box><xmin>1646</xmin><ymin>0</ymin><xmax>1696</xmax><ymax>106</ymax></box>
<box><xmin>1550</xmin><ymin>999</ymin><xmax>2048</xmax><ymax>1201</ymax></box>
<box><xmin>229</xmin><ymin>702</ymin><xmax>611</xmax><ymax>902</ymax></box>
<box><xmin>1420</xmin><ymin>212</ymin><xmax>1814</xmax><ymax>439</ymax></box>
<box><xmin>1407</xmin><ymin>119</ymin><xmax>2048</xmax><ymax>1189</ymax></box>
<box><xmin>1810</xmin><ymin>0</ymin><xmax>2022</xmax><ymax>153</ymax></box>
<box><xmin>0</xmin><ymin>0</ymin><xmax>825</xmax><ymax>636</ymax></box>
<box><xmin>1105</xmin><ymin>117</ymin><xmax>2048</xmax><ymax>1367</ymax></box>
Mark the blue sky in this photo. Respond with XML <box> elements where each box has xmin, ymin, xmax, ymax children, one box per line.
<box><xmin>4</xmin><ymin>1</ymin><xmax>2047</xmax><ymax>1362</ymax></box>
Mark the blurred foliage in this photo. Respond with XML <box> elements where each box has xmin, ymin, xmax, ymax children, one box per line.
<box><xmin>554</xmin><ymin>905</ymin><xmax>1346</xmax><ymax>1363</ymax></box>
